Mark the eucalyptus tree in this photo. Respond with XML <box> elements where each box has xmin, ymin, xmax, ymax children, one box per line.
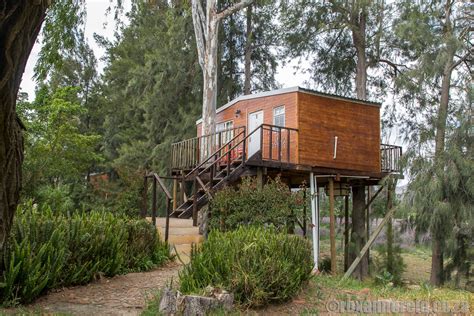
<box><xmin>191</xmin><ymin>0</ymin><xmax>254</xmax><ymax>154</ymax></box>
<box><xmin>394</xmin><ymin>0</ymin><xmax>472</xmax><ymax>286</ymax></box>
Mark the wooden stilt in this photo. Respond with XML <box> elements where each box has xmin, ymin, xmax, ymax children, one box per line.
<box><xmin>192</xmin><ymin>178</ymin><xmax>198</xmax><ymax>226</ymax></box>
<box><xmin>367</xmin><ymin>186</ymin><xmax>371</xmax><ymax>268</ymax></box>
<box><xmin>141</xmin><ymin>175</ymin><xmax>148</xmax><ymax>218</ymax></box>
<box><xmin>344</xmin><ymin>194</ymin><xmax>349</xmax><ymax>271</ymax></box>
<box><xmin>172</xmin><ymin>178</ymin><xmax>178</xmax><ymax>211</ymax></box>
<box><xmin>303</xmin><ymin>188</ymin><xmax>307</xmax><ymax>237</ymax></box>
<box><xmin>329</xmin><ymin>178</ymin><xmax>336</xmax><ymax>274</ymax></box>
<box><xmin>152</xmin><ymin>177</ymin><xmax>157</xmax><ymax>226</ymax></box>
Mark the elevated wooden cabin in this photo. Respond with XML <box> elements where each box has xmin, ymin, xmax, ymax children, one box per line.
<box><xmin>146</xmin><ymin>87</ymin><xmax>402</xmax><ymax>238</ymax></box>
<box><xmin>172</xmin><ymin>87</ymin><xmax>400</xmax><ymax>179</ymax></box>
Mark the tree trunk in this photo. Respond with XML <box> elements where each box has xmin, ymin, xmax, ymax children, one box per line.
<box><xmin>430</xmin><ymin>2</ymin><xmax>455</xmax><ymax>286</ymax></box>
<box><xmin>348</xmin><ymin>4</ymin><xmax>369</xmax><ymax>280</ymax></box>
<box><xmin>201</xmin><ymin>17</ymin><xmax>219</xmax><ymax>155</ymax></box>
<box><xmin>351</xmin><ymin>6</ymin><xmax>367</xmax><ymax>100</ymax></box>
<box><xmin>0</xmin><ymin>1</ymin><xmax>48</xmax><ymax>256</ymax></box>
<box><xmin>349</xmin><ymin>185</ymin><xmax>368</xmax><ymax>280</ymax></box>
<box><xmin>386</xmin><ymin>183</ymin><xmax>394</xmax><ymax>275</ymax></box>
<box><xmin>243</xmin><ymin>4</ymin><xmax>252</xmax><ymax>95</ymax></box>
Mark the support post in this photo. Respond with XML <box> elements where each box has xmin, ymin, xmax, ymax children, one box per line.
<box><xmin>329</xmin><ymin>178</ymin><xmax>336</xmax><ymax>274</ymax></box>
<box><xmin>344</xmin><ymin>194</ymin><xmax>349</xmax><ymax>271</ymax></box>
<box><xmin>193</xmin><ymin>178</ymin><xmax>198</xmax><ymax>226</ymax></box>
<box><xmin>141</xmin><ymin>175</ymin><xmax>148</xmax><ymax>218</ymax></box>
<box><xmin>303</xmin><ymin>188</ymin><xmax>307</xmax><ymax>237</ymax></box>
<box><xmin>152</xmin><ymin>177</ymin><xmax>157</xmax><ymax>226</ymax></box>
<box><xmin>165</xmin><ymin>197</ymin><xmax>170</xmax><ymax>242</ymax></box>
<box><xmin>173</xmin><ymin>178</ymin><xmax>178</xmax><ymax>211</ymax></box>
<box><xmin>180</xmin><ymin>171</ymin><xmax>185</xmax><ymax>204</ymax></box>
<box><xmin>310</xmin><ymin>172</ymin><xmax>319</xmax><ymax>271</ymax></box>
<box><xmin>367</xmin><ymin>186</ymin><xmax>371</xmax><ymax>267</ymax></box>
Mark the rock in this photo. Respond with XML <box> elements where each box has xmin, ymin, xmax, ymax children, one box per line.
<box><xmin>215</xmin><ymin>292</ymin><xmax>234</xmax><ymax>310</ymax></box>
<box><xmin>160</xmin><ymin>285</ymin><xmax>234</xmax><ymax>315</ymax></box>
<box><xmin>159</xmin><ymin>287</ymin><xmax>177</xmax><ymax>315</ymax></box>
<box><xmin>407</xmin><ymin>284</ymin><xmax>421</xmax><ymax>290</ymax></box>
<box><xmin>179</xmin><ymin>295</ymin><xmax>220</xmax><ymax>316</ymax></box>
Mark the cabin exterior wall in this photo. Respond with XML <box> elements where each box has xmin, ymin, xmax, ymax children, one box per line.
<box><xmin>196</xmin><ymin>92</ymin><xmax>298</xmax><ymax>136</ymax></box>
<box><xmin>297</xmin><ymin>92</ymin><xmax>381</xmax><ymax>173</ymax></box>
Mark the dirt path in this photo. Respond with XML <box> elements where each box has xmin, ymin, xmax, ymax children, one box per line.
<box><xmin>17</xmin><ymin>262</ymin><xmax>181</xmax><ymax>316</ymax></box>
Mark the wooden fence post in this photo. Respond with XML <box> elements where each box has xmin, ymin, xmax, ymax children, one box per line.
<box><xmin>329</xmin><ymin>178</ymin><xmax>336</xmax><ymax>274</ymax></box>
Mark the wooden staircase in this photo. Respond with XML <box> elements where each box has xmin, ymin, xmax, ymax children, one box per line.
<box><xmin>143</xmin><ymin>126</ymin><xmax>257</xmax><ymax>241</ymax></box>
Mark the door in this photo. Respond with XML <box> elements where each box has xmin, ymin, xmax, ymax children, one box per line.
<box><xmin>248</xmin><ymin>110</ymin><xmax>264</xmax><ymax>157</ymax></box>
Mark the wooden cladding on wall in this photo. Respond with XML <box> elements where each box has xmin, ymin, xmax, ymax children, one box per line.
<box><xmin>194</xmin><ymin>90</ymin><xmax>381</xmax><ymax>173</ymax></box>
<box><xmin>196</xmin><ymin>93</ymin><xmax>299</xmax><ymax>161</ymax></box>
<box><xmin>297</xmin><ymin>92</ymin><xmax>381</xmax><ymax>173</ymax></box>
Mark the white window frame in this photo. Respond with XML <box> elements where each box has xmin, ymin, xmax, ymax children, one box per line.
<box><xmin>216</xmin><ymin>120</ymin><xmax>234</xmax><ymax>144</ymax></box>
<box><xmin>273</xmin><ymin>105</ymin><xmax>285</xmax><ymax>128</ymax></box>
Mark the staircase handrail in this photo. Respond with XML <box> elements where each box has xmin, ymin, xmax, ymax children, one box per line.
<box><xmin>184</xmin><ymin>127</ymin><xmax>247</xmax><ymax>179</ymax></box>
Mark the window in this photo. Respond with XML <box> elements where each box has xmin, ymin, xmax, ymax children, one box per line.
<box><xmin>216</xmin><ymin>120</ymin><xmax>234</xmax><ymax>144</ymax></box>
<box><xmin>273</xmin><ymin>106</ymin><xmax>285</xmax><ymax>127</ymax></box>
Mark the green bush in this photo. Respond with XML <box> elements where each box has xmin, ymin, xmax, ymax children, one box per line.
<box><xmin>179</xmin><ymin>226</ymin><xmax>312</xmax><ymax>307</ymax></box>
<box><xmin>0</xmin><ymin>202</ymin><xmax>170</xmax><ymax>305</ymax></box>
<box><xmin>210</xmin><ymin>177</ymin><xmax>305</xmax><ymax>232</ymax></box>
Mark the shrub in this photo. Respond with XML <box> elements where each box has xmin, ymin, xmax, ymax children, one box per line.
<box><xmin>179</xmin><ymin>226</ymin><xmax>312</xmax><ymax>307</ymax></box>
<box><xmin>0</xmin><ymin>202</ymin><xmax>170</xmax><ymax>305</ymax></box>
<box><xmin>210</xmin><ymin>177</ymin><xmax>305</xmax><ymax>232</ymax></box>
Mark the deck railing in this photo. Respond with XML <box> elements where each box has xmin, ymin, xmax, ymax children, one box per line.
<box><xmin>380</xmin><ymin>144</ymin><xmax>402</xmax><ymax>173</ymax></box>
<box><xmin>259</xmin><ymin>124</ymin><xmax>299</xmax><ymax>164</ymax></box>
<box><xmin>171</xmin><ymin>126</ymin><xmax>245</xmax><ymax>170</ymax></box>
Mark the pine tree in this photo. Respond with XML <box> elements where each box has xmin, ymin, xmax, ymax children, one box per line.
<box><xmin>393</xmin><ymin>0</ymin><xmax>472</xmax><ymax>286</ymax></box>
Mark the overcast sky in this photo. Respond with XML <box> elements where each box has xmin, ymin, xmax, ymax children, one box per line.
<box><xmin>20</xmin><ymin>0</ymin><xmax>307</xmax><ymax>101</ymax></box>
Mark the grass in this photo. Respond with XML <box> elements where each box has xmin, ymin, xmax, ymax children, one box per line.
<box><xmin>141</xmin><ymin>289</ymin><xmax>163</xmax><ymax>316</ymax></box>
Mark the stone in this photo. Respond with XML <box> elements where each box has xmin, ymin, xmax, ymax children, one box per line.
<box><xmin>215</xmin><ymin>292</ymin><xmax>234</xmax><ymax>311</ymax></box>
<box><xmin>159</xmin><ymin>286</ymin><xmax>177</xmax><ymax>315</ymax></box>
<box><xmin>180</xmin><ymin>295</ymin><xmax>220</xmax><ymax>316</ymax></box>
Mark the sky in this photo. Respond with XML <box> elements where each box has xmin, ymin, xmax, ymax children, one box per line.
<box><xmin>20</xmin><ymin>0</ymin><xmax>307</xmax><ymax>101</ymax></box>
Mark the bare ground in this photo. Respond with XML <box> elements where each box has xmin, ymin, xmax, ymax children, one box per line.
<box><xmin>4</xmin><ymin>262</ymin><xmax>181</xmax><ymax>316</ymax></box>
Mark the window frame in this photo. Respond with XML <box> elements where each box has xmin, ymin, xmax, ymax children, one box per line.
<box><xmin>273</xmin><ymin>105</ymin><xmax>285</xmax><ymax>128</ymax></box>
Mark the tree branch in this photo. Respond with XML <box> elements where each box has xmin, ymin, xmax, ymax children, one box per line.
<box><xmin>216</xmin><ymin>0</ymin><xmax>254</xmax><ymax>21</ymax></box>
<box><xmin>450</xmin><ymin>49</ymin><xmax>472</xmax><ymax>71</ymax></box>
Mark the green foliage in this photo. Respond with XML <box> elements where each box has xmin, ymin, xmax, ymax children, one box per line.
<box><xmin>17</xmin><ymin>86</ymin><xmax>103</xmax><ymax>212</ymax></box>
<box><xmin>403</xmin><ymin>113</ymin><xmax>473</xmax><ymax>284</ymax></box>
<box><xmin>179</xmin><ymin>226</ymin><xmax>312</xmax><ymax>307</ymax></box>
<box><xmin>209</xmin><ymin>177</ymin><xmax>304</xmax><ymax>232</ymax></box>
<box><xmin>0</xmin><ymin>202</ymin><xmax>170</xmax><ymax>305</ymax></box>
<box><xmin>373</xmin><ymin>243</ymin><xmax>406</xmax><ymax>287</ymax></box>
<box><xmin>280</xmin><ymin>0</ymin><xmax>394</xmax><ymax>98</ymax></box>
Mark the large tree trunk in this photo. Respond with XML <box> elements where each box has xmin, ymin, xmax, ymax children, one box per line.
<box><xmin>243</xmin><ymin>4</ymin><xmax>252</xmax><ymax>95</ymax></box>
<box><xmin>0</xmin><ymin>1</ymin><xmax>48</xmax><ymax>256</ymax></box>
<box><xmin>430</xmin><ymin>2</ymin><xmax>455</xmax><ymax>287</ymax></box>
<box><xmin>349</xmin><ymin>185</ymin><xmax>368</xmax><ymax>280</ymax></box>
<box><xmin>192</xmin><ymin>0</ymin><xmax>254</xmax><ymax>157</ymax></box>
<box><xmin>201</xmin><ymin>17</ymin><xmax>219</xmax><ymax>155</ymax></box>
<box><xmin>348</xmin><ymin>4</ymin><xmax>369</xmax><ymax>280</ymax></box>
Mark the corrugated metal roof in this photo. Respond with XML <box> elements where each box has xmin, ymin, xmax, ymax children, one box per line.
<box><xmin>196</xmin><ymin>86</ymin><xmax>381</xmax><ymax>124</ymax></box>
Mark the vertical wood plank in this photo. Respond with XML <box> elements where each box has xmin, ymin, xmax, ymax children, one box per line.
<box><xmin>344</xmin><ymin>194</ymin><xmax>349</xmax><ymax>271</ymax></box>
<box><xmin>329</xmin><ymin>178</ymin><xmax>336</xmax><ymax>274</ymax></box>
<box><xmin>152</xmin><ymin>177</ymin><xmax>157</xmax><ymax>226</ymax></box>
